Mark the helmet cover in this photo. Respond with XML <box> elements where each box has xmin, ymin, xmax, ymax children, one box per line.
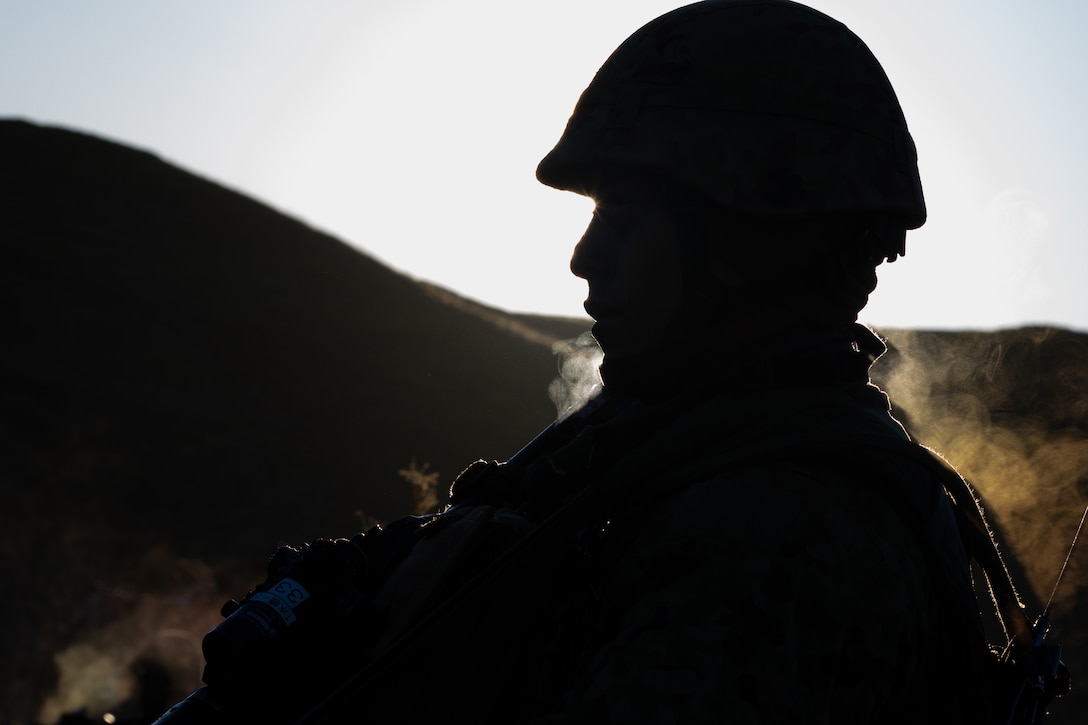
<box><xmin>537</xmin><ymin>0</ymin><xmax>926</xmax><ymax>250</ymax></box>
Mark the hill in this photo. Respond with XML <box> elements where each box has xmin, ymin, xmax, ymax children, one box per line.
<box><xmin>2</xmin><ymin>119</ymin><xmax>1085</xmax><ymax>723</ymax></box>
<box><xmin>0</xmin><ymin>119</ymin><xmax>590</xmax><ymax>723</ymax></box>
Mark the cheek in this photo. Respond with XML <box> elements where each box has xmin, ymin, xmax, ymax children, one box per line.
<box><xmin>626</xmin><ymin>234</ymin><xmax>686</xmax><ymax>305</ymax></box>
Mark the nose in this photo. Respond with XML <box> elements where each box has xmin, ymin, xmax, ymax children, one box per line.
<box><xmin>570</xmin><ymin>215</ymin><xmax>615</xmax><ymax>282</ymax></box>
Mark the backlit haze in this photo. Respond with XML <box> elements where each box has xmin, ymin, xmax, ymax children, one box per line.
<box><xmin>4</xmin><ymin>0</ymin><xmax>1087</xmax><ymax>331</ymax></box>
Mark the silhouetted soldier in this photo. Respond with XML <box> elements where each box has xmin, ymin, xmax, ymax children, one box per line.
<box><xmin>155</xmin><ymin>2</ymin><xmax>1067</xmax><ymax>724</ymax></box>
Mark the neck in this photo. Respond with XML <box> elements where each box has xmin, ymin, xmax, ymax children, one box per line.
<box><xmin>598</xmin><ymin>322</ymin><xmax>877</xmax><ymax>401</ymax></box>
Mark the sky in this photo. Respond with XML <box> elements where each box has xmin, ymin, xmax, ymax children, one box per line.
<box><xmin>3</xmin><ymin>0</ymin><xmax>1087</xmax><ymax>332</ymax></box>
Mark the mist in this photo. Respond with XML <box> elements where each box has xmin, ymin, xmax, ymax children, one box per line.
<box><xmin>548</xmin><ymin>332</ymin><xmax>605</xmax><ymax>420</ymax></box>
<box><xmin>875</xmin><ymin>327</ymin><xmax>1088</xmax><ymax>621</ymax></box>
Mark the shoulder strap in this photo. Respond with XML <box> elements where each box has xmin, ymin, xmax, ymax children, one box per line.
<box><xmin>845</xmin><ymin>436</ymin><xmax>1035</xmax><ymax>650</ymax></box>
<box><xmin>772</xmin><ymin>432</ymin><xmax>1069</xmax><ymax>725</ymax></box>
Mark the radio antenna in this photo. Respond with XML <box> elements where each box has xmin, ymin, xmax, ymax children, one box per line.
<box><xmin>1036</xmin><ymin>502</ymin><xmax>1088</xmax><ymax>642</ymax></box>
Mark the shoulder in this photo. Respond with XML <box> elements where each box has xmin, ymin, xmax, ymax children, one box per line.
<box><xmin>608</xmin><ymin>451</ymin><xmax>945</xmax><ymax>616</ymax></box>
<box><xmin>648</xmin><ymin>383</ymin><xmax>939</xmax><ymax>554</ymax></box>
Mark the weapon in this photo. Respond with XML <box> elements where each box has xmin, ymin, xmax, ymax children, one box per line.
<box><xmin>148</xmin><ymin>534</ymin><xmax>383</xmax><ymax>723</ymax></box>
<box><xmin>149</xmin><ymin>413</ymin><xmax>587</xmax><ymax>725</ymax></box>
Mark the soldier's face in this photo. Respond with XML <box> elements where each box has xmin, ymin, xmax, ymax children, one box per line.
<box><xmin>570</xmin><ymin>176</ymin><xmax>686</xmax><ymax>360</ymax></box>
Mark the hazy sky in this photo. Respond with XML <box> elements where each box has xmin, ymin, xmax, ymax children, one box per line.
<box><xmin>4</xmin><ymin>0</ymin><xmax>1087</xmax><ymax>331</ymax></box>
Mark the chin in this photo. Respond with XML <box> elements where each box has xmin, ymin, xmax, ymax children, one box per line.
<box><xmin>591</xmin><ymin>323</ymin><xmax>646</xmax><ymax>360</ymax></box>
<box><xmin>590</xmin><ymin>320</ymin><xmax>618</xmax><ymax>352</ymax></box>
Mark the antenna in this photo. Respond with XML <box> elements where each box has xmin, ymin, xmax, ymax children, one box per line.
<box><xmin>1035</xmin><ymin>502</ymin><xmax>1088</xmax><ymax>644</ymax></box>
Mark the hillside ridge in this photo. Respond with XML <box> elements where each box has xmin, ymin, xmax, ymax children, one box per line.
<box><xmin>2</xmin><ymin>118</ymin><xmax>1085</xmax><ymax>724</ymax></box>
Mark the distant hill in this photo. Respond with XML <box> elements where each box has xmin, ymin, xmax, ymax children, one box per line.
<box><xmin>2</xmin><ymin>119</ymin><xmax>1085</xmax><ymax>724</ymax></box>
<box><xmin>0</xmin><ymin>119</ymin><xmax>592</xmax><ymax>723</ymax></box>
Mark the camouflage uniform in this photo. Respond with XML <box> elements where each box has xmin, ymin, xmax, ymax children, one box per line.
<box><xmin>410</xmin><ymin>328</ymin><xmax>993</xmax><ymax>724</ymax></box>
<box><xmin>192</xmin><ymin>331</ymin><xmax>998</xmax><ymax>724</ymax></box>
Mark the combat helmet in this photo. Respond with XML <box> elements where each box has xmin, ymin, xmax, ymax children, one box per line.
<box><xmin>537</xmin><ymin>0</ymin><xmax>925</xmax><ymax>262</ymax></box>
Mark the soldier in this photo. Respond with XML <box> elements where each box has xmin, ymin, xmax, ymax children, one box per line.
<box><xmin>473</xmin><ymin>1</ymin><xmax>991</xmax><ymax>720</ymax></box>
<box><xmin>157</xmin><ymin>2</ymin><xmax>1065</xmax><ymax>724</ymax></box>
